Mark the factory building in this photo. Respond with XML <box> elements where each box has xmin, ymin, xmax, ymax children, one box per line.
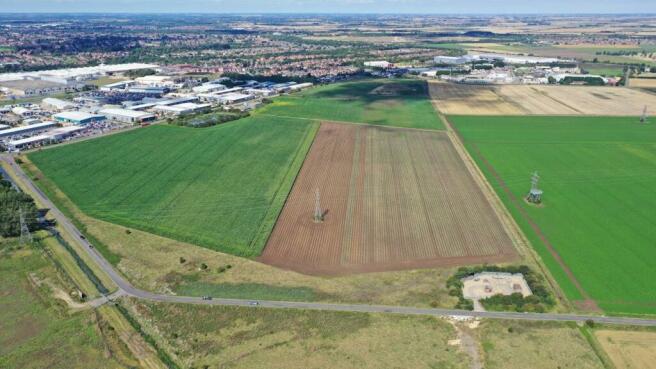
<box><xmin>53</xmin><ymin>111</ymin><xmax>106</xmax><ymax>125</ymax></box>
<box><xmin>6</xmin><ymin>125</ymin><xmax>85</xmax><ymax>151</ymax></box>
<box><xmin>153</xmin><ymin>102</ymin><xmax>211</xmax><ymax>116</ymax></box>
<box><xmin>0</xmin><ymin>79</ymin><xmax>71</xmax><ymax>97</ymax></box>
<box><xmin>0</xmin><ymin>63</ymin><xmax>159</xmax><ymax>83</ymax></box>
<box><xmin>192</xmin><ymin>83</ymin><xmax>227</xmax><ymax>94</ymax></box>
<box><xmin>364</xmin><ymin>61</ymin><xmax>392</xmax><ymax>68</ymax></box>
<box><xmin>434</xmin><ymin>55</ymin><xmax>474</xmax><ymax>65</ymax></box>
<box><xmin>99</xmin><ymin>80</ymin><xmax>136</xmax><ymax>92</ymax></box>
<box><xmin>42</xmin><ymin>98</ymin><xmax>77</xmax><ymax>111</ymax></box>
<box><xmin>0</xmin><ymin>121</ymin><xmax>58</xmax><ymax>139</ymax></box>
<box><xmin>99</xmin><ymin>108</ymin><xmax>156</xmax><ymax>123</ymax></box>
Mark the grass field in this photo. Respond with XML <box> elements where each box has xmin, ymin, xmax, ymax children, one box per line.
<box><xmin>258</xmin><ymin>79</ymin><xmax>444</xmax><ymax>130</ymax></box>
<box><xmin>0</xmin><ymin>241</ymin><xmax>127</xmax><ymax>369</ymax></box>
<box><xmin>449</xmin><ymin>115</ymin><xmax>656</xmax><ymax>315</ymax></box>
<box><xmin>28</xmin><ymin>115</ymin><xmax>318</xmax><ymax>258</ymax></box>
<box><xmin>261</xmin><ymin>122</ymin><xmax>516</xmax><ymax>274</ymax></box>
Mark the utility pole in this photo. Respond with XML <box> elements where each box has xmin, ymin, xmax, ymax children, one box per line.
<box><xmin>641</xmin><ymin>106</ymin><xmax>648</xmax><ymax>123</ymax></box>
<box><xmin>313</xmin><ymin>188</ymin><xmax>323</xmax><ymax>223</ymax></box>
<box><xmin>19</xmin><ymin>208</ymin><xmax>32</xmax><ymax>245</ymax></box>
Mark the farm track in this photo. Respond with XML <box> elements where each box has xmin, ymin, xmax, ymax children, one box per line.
<box><xmin>260</xmin><ymin>122</ymin><xmax>517</xmax><ymax>275</ymax></box>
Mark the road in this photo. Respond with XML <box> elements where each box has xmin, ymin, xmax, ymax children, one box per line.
<box><xmin>3</xmin><ymin>154</ymin><xmax>656</xmax><ymax>327</ymax></box>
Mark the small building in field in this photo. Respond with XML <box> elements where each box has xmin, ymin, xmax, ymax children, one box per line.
<box><xmin>99</xmin><ymin>108</ymin><xmax>156</xmax><ymax>124</ymax></box>
<box><xmin>53</xmin><ymin>111</ymin><xmax>106</xmax><ymax>125</ymax></box>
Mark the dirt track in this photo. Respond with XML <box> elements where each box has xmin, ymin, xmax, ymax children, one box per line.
<box><xmin>260</xmin><ymin>122</ymin><xmax>517</xmax><ymax>275</ymax></box>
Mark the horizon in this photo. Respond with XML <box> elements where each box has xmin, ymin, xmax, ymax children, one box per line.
<box><xmin>0</xmin><ymin>0</ymin><xmax>654</xmax><ymax>15</ymax></box>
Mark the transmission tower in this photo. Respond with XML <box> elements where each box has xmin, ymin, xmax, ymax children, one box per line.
<box><xmin>526</xmin><ymin>171</ymin><xmax>543</xmax><ymax>204</ymax></box>
<box><xmin>19</xmin><ymin>208</ymin><xmax>32</xmax><ymax>245</ymax></box>
<box><xmin>640</xmin><ymin>106</ymin><xmax>648</xmax><ymax>123</ymax></box>
<box><xmin>313</xmin><ymin>188</ymin><xmax>324</xmax><ymax>223</ymax></box>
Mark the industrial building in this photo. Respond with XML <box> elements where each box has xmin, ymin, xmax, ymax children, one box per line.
<box><xmin>99</xmin><ymin>108</ymin><xmax>156</xmax><ymax>123</ymax></box>
<box><xmin>214</xmin><ymin>93</ymin><xmax>254</xmax><ymax>105</ymax></box>
<box><xmin>0</xmin><ymin>121</ymin><xmax>58</xmax><ymax>139</ymax></box>
<box><xmin>53</xmin><ymin>111</ymin><xmax>106</xmax><ymax>125</ymax></box>
<box><xmin>0</xmin><ymin>79</ymin><xmax>71</xmax><ymax>97</ymax></box>
<box><xmin>364</xmin><ymin>61</ymin><xmax>392</xmax><ymax>68</ymax></box>
<box><xmin>42</xmin><ymin>97</ymin><xmax>77</xmax><ymax>111</ymax></box>
<box><xmin>153</xmin><ymin>102</ymin><xmax>211</xmax><ymax>116</ymax></box>
<box><xmin>6</xmin><ymin>125</ymin><xmax>85</xmax><ymax>151</ymax></box>
<box><xmin>99</xmin><ymin>80</ymin><xmax>136</xmax><ymax>92</ymax></box>
<box><xmin>0</xmin><ymin>63</ymin><xmax>160</xmax><ymax>83</ymax></box>
<box><xmin>192</xmin><ymin>83</ymin><xmax>227</xmax><ymax>94</ymax></box>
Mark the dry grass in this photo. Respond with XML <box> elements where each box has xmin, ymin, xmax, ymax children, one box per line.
<box><xmin>429</xmin><ymin>81</ymin><xmax>656</xmax><ymax>116</ymax></box>
<box><xmin>477</xmin><ymin>320</ymin><xmax>605</xmax><ymax>369</ymax></box>
<box><xmin>595</xmin><ymin>330</ymin><xmax>656</xmax><ymax>369</ymax></box>
<box><xmin>123</xmin><ymin>298</ymin><xmax>470</xmax><ymax>369</ymax></box>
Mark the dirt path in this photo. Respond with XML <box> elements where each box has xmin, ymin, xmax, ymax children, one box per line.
<box><xmin>450</xmin><ymin>320</ymin><xmax>484</xmax><ymax>369</ymax></box>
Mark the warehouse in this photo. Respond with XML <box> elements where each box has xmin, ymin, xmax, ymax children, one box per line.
<box><xmin>6</xmin><ymin>125</ymin><xmax>85</xmax><ymax>151</ymax></box>
<box><xmin>53</xmin><ymin>111</ymin><xmax>106</xmax><ymax>125</ymax></box>
<box><xmin>0</xmin><ymin>79</ymin><xmax>70</xmax><ymax>96</ymax></box>
<box><xmin>153</xmin><ymin>102</ymin><xmax>211</xmax><ymax>116</ymax></box>
<box><xmin>0</xmin><ymin>121</ymin><xmax>58</xmax><ymax>139</ymax></box>
<box><xmin>0</xmin><ymin>63</ymin><xmax>159</xmax><ymax>83</ymax></box>
<box><xmin>99</xmin><ymin>80</ymin><xmax>136</xmax><ymax>92</ymax></box>
<box><xmin>215</xmin><ymin>93</ymin><xmax>254</xmax><ymax>105</ymax></box>
<box><xmin>99</xmin><ymin>108</ymin><xmax>156</xmax><ymax>123</ymax></box>
<box><xmin>42</xmin><ymin>97</ymin><xmax>77</xmax><ymax>111</ymax></box>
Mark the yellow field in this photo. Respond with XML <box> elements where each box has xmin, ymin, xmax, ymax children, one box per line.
<box><xmin>595</xmin><ymin>330</ymin><xmax>656</xmax><ymax>369</ymax></box>
<box><xmin>629</xmin><ymin>78</ymin><xmax>656</xmax><ymax>88</ymax></box>
<box><xmin>429</xmin><ymin>81</ymin><xmax>656</xmax><ymax>116</ymax></box>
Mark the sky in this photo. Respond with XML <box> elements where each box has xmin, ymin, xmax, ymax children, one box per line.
<box><xmin>0</xmin><ymin>0</ymin><xmax>654</xmax><ymax>14</ymax></box>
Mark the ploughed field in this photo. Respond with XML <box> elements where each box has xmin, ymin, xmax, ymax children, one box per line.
<box><xmin>260</xmin><ymin>122</ymin><xmax>516</xmax><ymax>274</ymax></box>
<box><xmin>429</xmin><ymin>82</ymin><xmax>656</xmax><ymax>116</ymax></box>
<box><xmin>28</xmin><ymin>116</ymin><xmax>318</xmax><ymax>257</ymax></box>
<box><xmin>259</xmin><ymin>79</ymin><xmax>444</xmax><ymax>130</ymax></box>
<box><xmin>449</xmin><ymin>115</ymin><xmax>656</xmax><ymax>315</ymax></box>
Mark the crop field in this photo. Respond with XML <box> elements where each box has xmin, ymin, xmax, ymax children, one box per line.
<box><xmin>28</xmin><ymin>115</ymin><xmax>318</xmax><ymax>258</ymax></box>
<box><xmin>429</xmin><ymin>82</ymin><xmax>656</xmax><ymax>116</ymax></box>
<box><xmin>260</xmin><ymin>122</ymin><xmax>516</xmax><ymax>275</ymax></box>
<box><xmin>258</xmin><ymin>79</ymin><xmax>444</xmax><ymax>130</ymax></box>
<box><xmin>449</xmin><ymin>115</ymin><xmax>656</xmax><ymax>314</ymax></box>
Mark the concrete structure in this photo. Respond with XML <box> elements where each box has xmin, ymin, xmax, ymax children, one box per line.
<box><xmin>0</xmin><ymin>63</ymin><xmax>159</xmax><ymax>83</ymax></box>
<box><xmin>42</xmin><ymin>97</ymin><xmax>76</xmax><ymax>111</ymax></box>
<box><xmin>99</xmin><ymin>108</ymin><xmax>156</xmax><ymax>124</ymax></box>
<box><xmin>153</xmin><ymin>102</ymin><xmax>211</xmax><ymax>116</ymax></box>
<box><xmin>0</xmin><ymin>121</ymin><xmax>58</xmax><ymax>139</ymax></box>
<box><xmin>462</xmin><ymin>272</ymin><xmax>533</xmax><ymax>311</ymax></box>
<box><xmin>0</xmin><ymin>79</ymin><xmax>69</xmax><ymax>96</ymax></box>
<box><xmin>53</xmin><ymin>111</ymin><xmax>106</xmax><ymax>125</ymax></box>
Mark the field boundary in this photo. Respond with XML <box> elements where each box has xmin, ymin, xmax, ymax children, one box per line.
<box><xmin>443</xmin><ymin>116</ymin><xmax>598</xmax><ymax>311</ymax></box>
<box><xmin>435</xmin><ymin>112</ymin><xmax>574</xmax><ymax>311</ymax></box>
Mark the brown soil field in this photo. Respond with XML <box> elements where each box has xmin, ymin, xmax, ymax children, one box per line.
<box><xmin>429</xmin><ymin>82</ymin><xmax>656</xmax><ymax>116</ymax></box>
<box><xmin>260</xmin><ymin>122</ymin><xmax>517</xmax><ymax>275</ymax></box>
<box><xmin>595</xmin><ymin>330</ymin><xmax>656</xmax><ymax>369</ymax></box>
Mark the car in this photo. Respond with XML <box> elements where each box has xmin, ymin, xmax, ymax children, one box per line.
<box><xmin>79</xmin><ymin>234</ymin><xmax>86</xmax><ymax>240</ymax></box>
<box><xmin>88</xmin><ymin>244</ymin><xmax>94</xmax><ymax>249</ymax></box>
<box><xmin>249</xmin><ymin>301</ymin><xmax>259</xmax><ymax>306</ymax></box>
<box><xmin>201</xmin><ymin>296</ymin><xmax>212</xmax><ymax>300</ymax></box>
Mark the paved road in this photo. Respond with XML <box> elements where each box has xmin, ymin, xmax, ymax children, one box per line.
<box><xmin>3</xmin><ymin>154</ymin><xmax>656</xmax><ymax>327</ymax></box>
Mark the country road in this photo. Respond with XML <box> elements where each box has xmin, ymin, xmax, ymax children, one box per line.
<box><xmin>3</xmin><ymin>153</ymin><xmax>656</xmax><ymax>327</ymax></box>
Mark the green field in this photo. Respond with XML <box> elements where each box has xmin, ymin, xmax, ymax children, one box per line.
<box><xmin>258</xmin><ymin>79</ymin><xmax>444</xmax><ymax>130</ymax></box>
<box><xmin>28</xmin><ymin>115</ymin><xmax>318</xmax><ymax>258</ymax></box>
<box><xmin>0</xmin><ymin>241</ymin><xmax>124</xmax><ymax>368</ymax></box>
<box><xmin>450</xmin><ymin>115</ymin><xmax>656</xmax><ymax>315</ymax></box>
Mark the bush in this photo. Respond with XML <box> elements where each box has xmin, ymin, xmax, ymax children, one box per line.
<box><xmin>179</xmin><ymin>257</ymin><xmax>186</xmax><ymax>264</ymax></box>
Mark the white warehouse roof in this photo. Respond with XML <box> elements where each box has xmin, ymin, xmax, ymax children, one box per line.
<box><xmin>0</xmin><ymin>63</ymin><xmax>159</xmax><ymax>82</ymax></box>
<box><xmin>54</xmin><ymin>111</ymin><xmax>105</xmax><ymax>122</ymax></box>
<box><xmin>100</xmin><ymin>108</ymin><xmax>155</xmax><ymax>119</ymax></box>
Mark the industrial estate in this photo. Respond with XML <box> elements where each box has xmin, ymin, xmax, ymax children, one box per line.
<box><xmin>1</xmin><ymin>11</ymin><xmax>656</xmax><ymax>369</ymax></box>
